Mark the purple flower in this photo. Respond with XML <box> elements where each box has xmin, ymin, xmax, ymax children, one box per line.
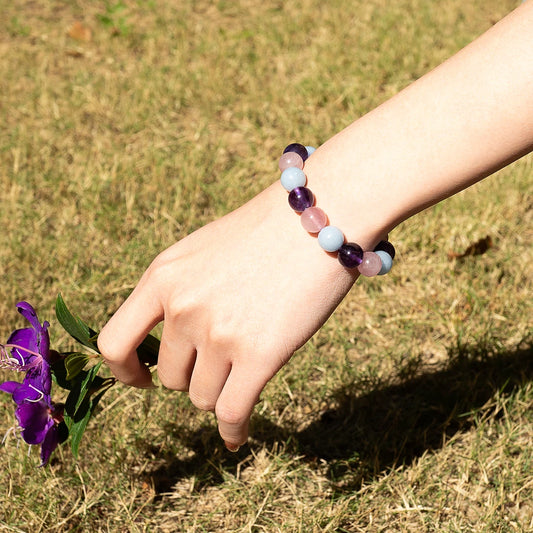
<box><xmin>1</xmin><ymin>301</ymin><xmax>51</xmax><ymax>396</ymax></box>
<box><xmin>0</xmin><ymin>302</ymin><xmax>61</xmax><ymax>465</ymax></box>
<box><xmin>1</xmin><ymin>382</ymin><xmax>62</xmax><ymax>465</ymax></box>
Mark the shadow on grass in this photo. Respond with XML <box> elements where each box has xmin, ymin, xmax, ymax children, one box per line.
<box><xmin>288</xmin><ymin>340</ymin><xmax>533</xmax><ymax>492</ymax></box>
<box><xmin>142</xmin><ymin>338</ymin><xmax>533</xmax><ymax>495</ymax></box>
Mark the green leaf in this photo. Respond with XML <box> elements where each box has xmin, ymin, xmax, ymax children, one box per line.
<box><xmin>64</xmin><ymin>353</ymin><xmax>91</xmax><ymax>380</ymax></box>
<box><xmin>64</xmin><ymin>361</ymin><xmax>112</xmax><ymax>457</ymax></box>
<box><xmin>51</xmin><ymin>360</ymin><xmax>70</xmax><ymax>391</ymax></box>
<box><xmin>67</xmin><ymin>386</ymin><xmax>108</xmax><ymax>458</ymax></box>
<box><xmin>55</xmin><ymin>294</ymin><xmax>99</xmax><ymax>352</ymax></box>
<box><xmin>65</xmin><ymin>361</ymin><xmax>103</xmax><ymax>418</ymax></box>
<box><xmin>55</xmin><ymin>293</ymin><xmax>160</xmax><ymax>367</ymax></box>
<box><xmin>137</xmin><ymin>333</ymin><xmax>160</xmax><ymax>366</ymax></box>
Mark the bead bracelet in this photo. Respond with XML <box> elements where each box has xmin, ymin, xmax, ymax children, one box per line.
<box><xmin>279</xmin><ymin>143</ymin><xmax>395</xmax><ymax>276</ymax></box>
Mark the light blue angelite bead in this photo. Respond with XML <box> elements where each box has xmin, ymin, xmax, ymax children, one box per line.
<box><xmin>375</xmin><ymin>250</ymin><xmax>393</xmax><ymax>275</ymax></box>
<box><xmin>318</xmin><ymin>226</ymin><xmax>344</xmax><ymax>252</ymax></box>
<box><xmin>280</xmin><ymin>167</ymin><xmax>307</xmax><ymax>191</ymax></box>
<box><xmin>305</xmin><ymin>146</ymin><xmax>316</xmax><ymax>157</ymax></box>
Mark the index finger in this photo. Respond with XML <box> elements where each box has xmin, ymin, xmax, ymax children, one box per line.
<box><xmin>98</xmin><ymin>280</ymin><xmax>163</xmax><ymax>388</ymax></box>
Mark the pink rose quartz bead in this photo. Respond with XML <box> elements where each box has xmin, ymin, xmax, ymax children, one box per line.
<box><xmin>278</xmin><ymin>152</ymin><xmax>304</xmax><ymax>171</ymax></box>
<box><xmin>357</xmin><ymin>251</ymin><xmax>382</xmax><ymax>277</ymax></box>
<box><xmin>300</xmin><ymin>207</ymin><xmax>328</xmax><ymax>233</ymax></box>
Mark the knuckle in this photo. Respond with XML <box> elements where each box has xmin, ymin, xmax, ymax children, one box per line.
<box><xmin>215</xmin><ymin>403</ymin><xmax>247</xmax><ymax>427</ymax></box>
<box><xmin>146</xmin><ymin>253</ymin><xmax>197</xmax><ymax>319</ymax></box>
<box><xmin>97</xmin><ymin>329</ymin><xmax>122</xmax><ymax>362</ymax></box>
<box><xmin>205</xmin><ymin>324</ymin><xmax>237</xmax><ymax>352</ymax></box>
<box><xmin>157</xmin><ymin>369</ymin><xmax>188</xmax><ymax>392</ymax></box>
<box><xmin>144</xmin><ymin>253</ymin><xmax>173</xmax><ymax>287</ymax></box>
<box><xmin>189</xmin><ymin>391</ymin><xmax>216</xmax><ymax>412</ymax></box>
<box><xmin>156</xmin><ymin>370</ymin><xmax>174</xmax><ymax>390</ymax></box>
<box><xmin>115</xmin><ymin>374</ymin><xmax>137</xmax><ymax>387</ymax></box>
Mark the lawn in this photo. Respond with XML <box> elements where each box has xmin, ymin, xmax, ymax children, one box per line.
<box><xmin>0</xmin><ymin>0</ymin><xmax>531</xmax><ymax>531</ymax></box>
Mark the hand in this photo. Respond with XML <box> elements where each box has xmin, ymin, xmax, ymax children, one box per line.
<box><xmin>97</xmin><ymin>183</ymin><xmax>378</xmax><ymax>450</ymax></box>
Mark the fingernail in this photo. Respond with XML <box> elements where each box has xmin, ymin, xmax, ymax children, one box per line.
<box><xmin>225</xmin><ymin>442</ymin><xmax>240</xmax><ymax>452</ymax></box>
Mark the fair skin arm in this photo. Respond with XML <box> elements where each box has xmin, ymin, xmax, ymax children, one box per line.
<box><xmin>98</xmin><ymin>3</ymin><xmax>533</xmax><ymax>451</ymax></box>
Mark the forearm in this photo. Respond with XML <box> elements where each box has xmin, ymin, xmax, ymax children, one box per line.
<box><xmin>305</xmin><ymin>2</ymin><xmax>533</xmax><ymax>243</ymax></box>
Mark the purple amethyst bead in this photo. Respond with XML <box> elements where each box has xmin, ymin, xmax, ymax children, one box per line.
<box><xmin>283</xmin><ymin>143</ymin><xmax>309</xmax><ymax>162</ymax></box>
<box><xmin>288</xmin><ymin>187</ymin><xmax>314</xmax><ymax>212</ymax></box>
<box><xmin>338</xmin><ymin>242</ymin><xmax>364</xmax><ymax>268</ymax></box>
<box><xmin>374</xmin><ymin>240</ymin><xmax>395</xmax><ymax>259</ymax></box>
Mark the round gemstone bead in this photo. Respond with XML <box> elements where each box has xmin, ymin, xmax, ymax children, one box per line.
<box><xmin>318</xmin><ymin>226</ymin><xmax>344</xmax><ymax>252</ymax></box>
<box><xmin>338</xmin><ymin>242</ymin><xmax>364</xmax><ymax>268</ymax></box>
<box><xmin>375</xmin><ymin>250</ymin><xmax>393</xmax><ymax>275</ymax></box>
<box><xmin>300</xmin><ymin>206</ymin><xmax>328</xmax><ymax>233</ymax></box>
<box><xmin>288</xmin><ymin>187</ymin><xmax>314</xmax><ymax>212</ymax></box>
<box><xmin>283</xmin><ymin>143</ymin><xmax>309</xmax><ymax>161</ymax></box>
<box><xmin>279</xmin><ymin>152</ymin><xmax>304</xmax><ymax>171</ymax></box>
<box><xmin>358</xmin><ymin>251</ymin><xmax>382</xmax><ymax>277</ymax></box>
<box><xmin>280</xmin><ymin>167</ymin><xmax>307</xmax><ymax>191</ymax></box>
<box><xmin>374</xmin><ymin>240</ymin><xmax>395</xmax><ymax>259</ymax></box>
<box><xmin>305</xmin><ymin>146</ymin><xmax>316</xmax><ymax>157</ymax></box>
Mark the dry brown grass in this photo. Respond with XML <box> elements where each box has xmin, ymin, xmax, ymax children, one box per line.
<box><xmin>0</xmin><ymin>0</ymin><xmax>531</xmax><ymax>531</ymax></box>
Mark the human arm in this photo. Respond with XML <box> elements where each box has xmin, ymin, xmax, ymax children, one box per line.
<box><xmin>306</xmin><ymin>0</ymin><xmax>533</xmax><ymax>241</ymax></box>
<box><xmin>97</xmin><ymin>2</ymin><xmax>533</xmax><ymax>451</ymax></box>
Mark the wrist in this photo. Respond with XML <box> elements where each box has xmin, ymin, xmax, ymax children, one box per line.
<box><xmin>293</xmin><ymin>142</ymin><xmax>395</xmax><ymax>251</ymax></box>
<box><xmin>277</xmin><ymin>143</ymin><xmax>396</xmax><ymax>276</ymax></box>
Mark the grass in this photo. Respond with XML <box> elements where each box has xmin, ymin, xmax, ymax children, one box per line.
<box><xmin>0</xmin><ymin>0</ymin><xmax>531</xmax><ymax>531</ymax></box>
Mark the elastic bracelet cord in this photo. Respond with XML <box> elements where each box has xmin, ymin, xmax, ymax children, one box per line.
<box><xmin>279</xmin><ymin>143</ymin><xmax>395</xmax><ymax>276</ymax></box>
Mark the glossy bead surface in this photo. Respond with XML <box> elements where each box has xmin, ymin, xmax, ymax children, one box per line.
<box><xmin>300</xmin><ymin>207</ymin><xmax>328</xmax><ymax>233</ymax></box>
<box><xmin>280</xmin><ymin>167</ymin><xmax>307</xmax><ymax>191</ymax></box>
<box><xmin>375</xmin><ymin>250</ymin><xmax>393</xmax><ymax>275</ymax></box>
<box><xmin>283</xmin><ymin>143</ymin><xmax>309</xmax><ymax>161</ymax></box>
<box><xmin>338</xmin><ymin>242</ymin><xmax>364</xmax><ymax>268</ymax></box>
<box><xmin>305</xmin><ymin>146</ymin><xmax>316</xmax><ymax>157</ymax></box>
<box><xmin>279</xmin><ymin>152</ymin><xmax>304</xmax><ymax>171</ymax></box>
<box><xmin>374</xmin><ymin>240</ymin><xmax>396</xmax><ymax>259</ymax></box>
<box><xmin>358</xmin><ymin>252</ymin><xmax>382</xmax><ymax>277</ymax></box>
<box><xmin>318</xmin><ymin>226</ymin><xmax>344</xmax><ymax>252</ymax></box>
<box><xmin>288</xmin><ymin>187</ymin><xmax>314</xmax><ymax>212</ymax></box>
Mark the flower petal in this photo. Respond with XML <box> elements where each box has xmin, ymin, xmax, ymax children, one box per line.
<box><xmin>15</xmin><ymin>302</ymin><xmax>42</xmax><ymax>331</ymax></box>
<box><xmin>12</xmin><ymin>383</ymin><xmax>43</xmax><ymax>403</ymax></box>
<box><xmin>16</xmin><ymin>401</ymin><xmax>53</xmax><ymax>445</ymax></box>
<box><xmin>39</xmin><ymin>423</ymin><xmax>60</xmax><ymax>467</ymax></box>
<box><xmin>23</xmin><ymin>363</ymin><xmax>52</xmax><ymax>398</ymax></box>
<box><xmin>39</xmin><ymin>322</ymin><xmax>51</xmax><ymax>363</ymax></box>
<box><xmin>13</xmin><ymin>302</ymin><xmax>51</xmax><ymax>363</ymax></box>
<box><xmin>0</xmin><ymin>381</ymin><xmax>21</xmax><ymax>395</ymax></box>
<box><xmin>6</xmin><ymin>328</ymin><xmax>39</xmax><ymax>365</ymax></box>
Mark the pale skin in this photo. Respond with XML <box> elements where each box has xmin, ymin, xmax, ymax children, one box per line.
<box><xmin>98</xmin><ymin>2</ymin><xmax>533</xmax><ymax>451</ymax></box>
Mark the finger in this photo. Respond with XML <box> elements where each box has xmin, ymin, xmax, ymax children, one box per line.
<box><xmin>98</xmin><ymin>280</ymin><xmax>163</xmax><ymax>388</ymax></box>
<box><xmin>187</xmin><ymin>350</ymin><xmax>232</xmax><ymax>412</ymax></box>
<box><xmin>215</xmin><ymin>363</ymin><xmax>271</xmax><ymax>450</ymax></box>
<box><xmin>156</xmin><ymin>319</ymin><xmax>197</xmax><ymax>391</ymax></box>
